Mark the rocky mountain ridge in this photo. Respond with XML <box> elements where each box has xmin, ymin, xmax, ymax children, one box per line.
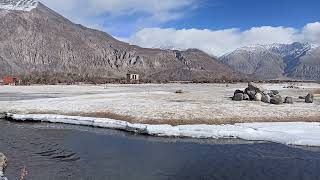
<box><xmin>220</xmin><ymin>42</ymin><xmax>320</xmax><ymax>80</ymax></box>
<box><xmin>0</xmin><ymin>0</ymin><xmax>37</xmax><ymax>11</ymax></box>
<box><xmin>0</xmin><ymin>0</ymin><xmax>243</xmax><ymax>83</ymax></box>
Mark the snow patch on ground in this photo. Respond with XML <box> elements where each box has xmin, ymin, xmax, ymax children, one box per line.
<box><xmin>0</xmin><ymin>83</ymin><xmax>319</xmax><ymax>124</ymax></box>
<box><xmin>0</xmin><ymin>0</ymin><xmax>38</xmax><ymax>11</ymax></box>
<box><xmin>6</xmin><ymin>113</ymin><xmax>320</xmax><ymax>147</ymax></box>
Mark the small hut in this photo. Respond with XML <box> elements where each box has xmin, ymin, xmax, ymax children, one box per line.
<box><xmin>126</xmin><ymin>72</ymin><xmax>140</xmax><ymax>83</ymax></box>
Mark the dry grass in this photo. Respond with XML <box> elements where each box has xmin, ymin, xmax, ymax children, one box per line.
<box><xmin>72</xmin><ymin>112</ymin><xmax>136</xmax><ymax>122</ymax></box>
<box><xmin>313</xmin><ymin>89</ymin><xmax>320</xmax><ymax>95</ymax></box>
<box><xmin>141</xmin><ymin>116</ymin><xmax>320</xmax><ymax>126</ymax></box>
<box><xmin>11</xmin><ymin>110</ymin><xmax>320</xmax><ymax>126</ymax></box>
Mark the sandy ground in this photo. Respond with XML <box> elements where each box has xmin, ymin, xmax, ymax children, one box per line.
<box><xmin>0</xmin><ymin>83</ymin><xmax>319</xmax><ymax>125</ymax></box>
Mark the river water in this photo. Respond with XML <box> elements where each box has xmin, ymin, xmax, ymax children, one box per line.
<box><xmin>1</xmin><ymin>119</ymin><xmax>320</xmax><ymax>180</ymax></box>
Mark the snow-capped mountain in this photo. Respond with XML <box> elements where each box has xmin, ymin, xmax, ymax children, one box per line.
<box><xmin>220</xmin><ymin>45</ymin><xmax>285</xmax><ymax>79</ymax></box>
<box><xmin>0</xmin><ymin>0</ymin><xmax>243</xmax><ymax>83</ymax></box>
<box><xmin>220</xmin><ymin>42</ymin><xmax>320</xmax><ymax>80</ymax></box>
<box><xmin>266</xmin><ymin>42</ymin><xmax>311</xmax><ymax>59</ymax></box>
<box><xmin>0</xmin><ymin>0</ymin><xmax>38</xmax><ymax>11</ymax></box>
<box><xmin>288</xmin><ymin>45</ymin><xmax>320</xmax><ymax>80</ymax></box>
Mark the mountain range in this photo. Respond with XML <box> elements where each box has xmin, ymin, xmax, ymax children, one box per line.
<box><xmin>0</xmin><ymin>0</ymin><xmax>243</xmax><ymax>83</ymax></box>
<box><xmin>1</xmin><ymin>0</ymin><xmax>319</xmax><ymax>83</ymax></box>
<box><xmin>220</xmin><ymin>42</ymin><xmax>320</xmax><ymax>80</ymax></box>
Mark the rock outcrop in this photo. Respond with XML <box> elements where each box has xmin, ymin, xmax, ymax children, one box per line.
<box><xmin>284</xmin><ymin>97</ymin><xmax>294</xmax><ymax>104</ymax></box>
<box><xmin>231</xmin><ymin>82</ymin><xmax>314</xmax><ymax>105</ymax></box>
<box><xmin>270</xmin><ymin>95</ymin><xmax>283</xmax><ymax>105</ymax></box>
<box><xmin>261</xmin><ymin>94</ymin><xmax>271</xmax><ymax>103</ymax></box>
<box><xmin>232</xmin><ymin>93</ymin><xmax>244</xmax><ymax>101</ymax></box>
<box><xmin>305</xmin><ymin>93</ymin><xmax>314</xmax><ymax>103</ymax></box>
<box><xmin>254</xmin><ymin>93</ymin><xmax>262</xmax><ymax>101</ymax></box>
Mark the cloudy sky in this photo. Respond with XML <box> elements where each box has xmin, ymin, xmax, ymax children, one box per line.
<box><xmin>40</xmin><ymin>0</ymin><xmax>320</xmax><ymax>56</ymax></box>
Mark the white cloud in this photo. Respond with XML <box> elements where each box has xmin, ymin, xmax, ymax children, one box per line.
<box><xmin>129</xmin><ymin>28</ymin><xmax>241</xmax><ymax>57</ymax></box>
<box><xmin>39</xmin><ymin>0</ymin><xmax>195</xmax><ymax>32</ymax></box>
<box><xmin>242</xmin><ymin>26</ymin><xmax>298</xmax><ymax>45</ymax></box>
<box><xmin>127</xmin><ymin>23</ymin><xmax>320</xmax><ymax>56</ymax></box>
<box><xmin>302</xmin><ymin>22</ymin><xmax>320</xmax><ymax>44</ymax></box>
<box><xmin>128</xmin><ymin>26</ymin><xmax>298</xmax><ymax>56</ymax></box>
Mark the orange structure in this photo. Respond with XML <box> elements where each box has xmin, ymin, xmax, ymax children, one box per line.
<box><xmin>2</xmin><ymin>76</ymin><xmax>21</xmax><ymax>85</ymax></box>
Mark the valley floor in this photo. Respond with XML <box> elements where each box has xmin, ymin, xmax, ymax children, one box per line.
<box><xmin>0</xmin><ymin>83</ymin><xmax>319</xmax><ymax>124</ymax></box>
<box><xmin>1</xmin><ymin>83</ymin><xmax>320</xmax><ymax>146</ymax></box>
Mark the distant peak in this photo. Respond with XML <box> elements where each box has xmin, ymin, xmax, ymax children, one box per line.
<box><xmin>0</xmin><ymin>0</ymin><xmax>38</xmax><ymax>11</ymax></box>
<box><xmin>232</xmin><ymin>45</ymin><xmax>266</xmax><ymax>53</ymax></box>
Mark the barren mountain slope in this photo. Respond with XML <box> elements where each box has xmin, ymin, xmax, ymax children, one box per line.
<box><xmin>0</xmin><ymin>0</ymin><xmax>242</xmax><ymax>82</ymax></box>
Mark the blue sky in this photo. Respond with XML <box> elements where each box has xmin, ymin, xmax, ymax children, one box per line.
<box><xmin>165</xmin><ymin>0</ymin><xmax>320</xmax><ymax>31</ymax></box>
<box><xmin>99</xmin><ymin>0</ymin><xmax>320</xmax><ymax>37</ymax></box>
<box><xmin>41</xmin><ymin>0</ymin><xmax>320</xmax><ymax>56</ymax></box>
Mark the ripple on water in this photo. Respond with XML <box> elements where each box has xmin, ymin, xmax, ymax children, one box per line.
<box><xmin>0</xmin><ymin>120</ymin><xmax>82</xmax><ymax>179</ymax></box>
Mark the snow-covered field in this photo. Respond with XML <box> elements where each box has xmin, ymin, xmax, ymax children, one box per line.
<box><xmin>0</xmin><ymin>83</ymin><xmax>319</xmax><ymax>124</ymax></box>
<box><xmin>1</xmin><ymin>83</ymin><xmax>320</xmax><ymax>146</ymax></box>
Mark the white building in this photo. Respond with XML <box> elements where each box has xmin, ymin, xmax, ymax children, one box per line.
<box><xmin>126</xmin><ymin>73</ymin><xmax>140</xmax><ymax>82</ymax></box>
